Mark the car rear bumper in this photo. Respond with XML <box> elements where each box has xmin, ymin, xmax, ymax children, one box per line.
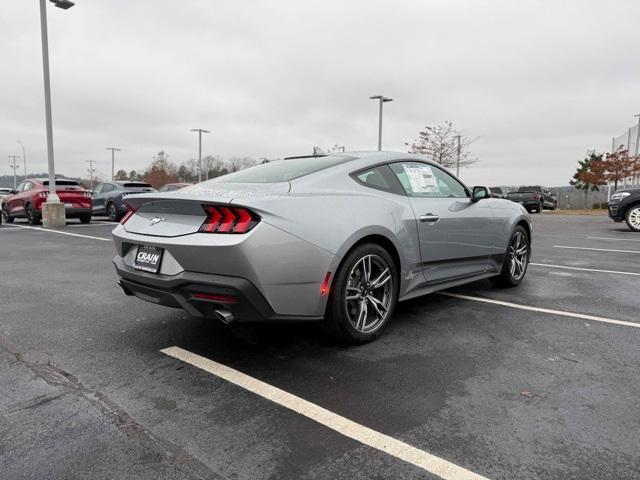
<box><xmin>511</xmin><ymin>199</ymin><xmax>539</xmax><ymax>208</ymax></box>
<box><xmin>63</xmin><ymin>207</ymin><xmax>92</xmax><ymax>217</ymax></box>
<box><xmin>113</xmin><ymin>256</ymin><xmax>323</xmax><ymax>322</ymax></box>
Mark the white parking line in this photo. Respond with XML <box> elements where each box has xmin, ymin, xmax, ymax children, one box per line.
<box><xmin>530</xmin><ymin>262</ymin><xmax>640</xmax><ymax>276</ymax></box>
<box><xmin>553</xmin><ymin>245</ymin><xmax>640</xmax><ymax>254</ymax></box>
<box><xmin>587</xmin><ymin>236</ymin><xmax>640</xmax><ymax>242</ymax></box>
<box><xmin>8</xmin><ymin>224</ymin><xmax>111</xmax><ymax>242</ymax></box>
<box><xmin>440</xmin><ymin>292</ymin><xmax>640</xmax><ymax>329</ymax></box>
<box><xmin>161</xmin><ymin>346</ymin><xmax>488</xmax><ymax>480</ymax></box>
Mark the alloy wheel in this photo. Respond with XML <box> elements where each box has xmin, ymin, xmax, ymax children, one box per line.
<box><xmin>26</xmin><ymin>205</ymin><xmax>36</xmax><ymax>225</ymax></box>
<box><xmin>628</xmin><ymin>207</ymin><xmax>640</xmax><ymax>231</ymax></box>
<box><xmin>108</xmin><ymin>204</ymin><xmax>117</xmax><ymax>222</ymax></box>
<box><xmin>508</xmin><ymin>231</ymin><xmax>528</xmax><ymax>280</ymax></box>
<box><xmin>344</xmin><ymin>254</ymin><xmax>393</xmax><ymax>334</ymax></box>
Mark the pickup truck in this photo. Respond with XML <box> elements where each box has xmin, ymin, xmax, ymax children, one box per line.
<box><xmin>507</xmin><ymin>186</ymin><xmax>557</xmax><ymax>213</ymax></box>
<box><xmin>608</xmin><ymin>187</ymin><xmax>640</xmax><ymax>232</ymax></box>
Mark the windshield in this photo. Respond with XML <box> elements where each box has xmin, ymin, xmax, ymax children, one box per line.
<box><xmin>205</xmin><ymin>156</ymin><xmax>352</xmax><ymax>184</ymax></box>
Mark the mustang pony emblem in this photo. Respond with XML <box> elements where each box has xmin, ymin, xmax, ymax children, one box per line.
<box><xmin>149</xmin><ymin>216</ymin><xmax>166</xmax><ymax>226</ymax></box>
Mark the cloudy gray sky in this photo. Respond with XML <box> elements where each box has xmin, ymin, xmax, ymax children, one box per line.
<box><xmin>1</xmin><ymin>0</ymin><xmax>639</xmax><ymax>186</ymax></box>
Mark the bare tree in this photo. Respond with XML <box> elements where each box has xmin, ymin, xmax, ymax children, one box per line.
<box><xmin>227</xmin><ymin>157</ymin><xmax>257</xmax><ymax>173</ymax></box>
<box><xmin>201</xmin><ymin>155</ymin><xmax>226</xmax><ymax>179</ymax></box>
<box><xmin>406</xmin><ymin>121</ymin><xmax>478</xmax><ymax>169</ymax></box>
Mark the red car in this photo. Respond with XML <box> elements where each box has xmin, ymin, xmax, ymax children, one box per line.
<box><xmin>1</xmin><ymin>178</ymin><xmax>93</xmax><ymax>225</ymax></box>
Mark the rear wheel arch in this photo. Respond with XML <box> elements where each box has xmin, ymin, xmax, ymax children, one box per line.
<box><xmin>338</xmin><ymin>234</ymin><xmax>402</xmax><ymax>279</ymax></box>
<box><xmin>624</xmin><ymin>200</ymin><xmax>640</xmax><ymax>214</ymax></box>
<box><xmin>515</xmin><ymin>219</ymin><xmax>531</xmax><ymax>243</ymax></box>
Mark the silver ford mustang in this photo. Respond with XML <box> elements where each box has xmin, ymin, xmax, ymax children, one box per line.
<box><xmin>112</xmin><ymin>151</ymin><xmax>531</xmax><ymax>343</ymax></box>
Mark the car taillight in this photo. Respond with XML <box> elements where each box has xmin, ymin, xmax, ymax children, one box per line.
<box><xmin>83</xmin><ymin>191</ymin><xmax>92</xmax><ymax>198</ymax></box>
<box><xmin>534</xmin><ymin>193</ymin><xmax>541</xmax><ymax>200</ymax></box>
<box><xmin>199</xmin><ymin>205</ymin><xmax>260</xmax><ymax>234</ymax></box>
<box><xmin>39</xmin><ymin>191</ymin><xmax>48</xmax><ymax>198</ymax></box>
<box><xmin>120</xmin><ymin>207</ymin><xmax>136</xmax><ymax>225</ymax></box>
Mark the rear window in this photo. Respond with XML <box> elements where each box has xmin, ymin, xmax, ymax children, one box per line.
<box><xmin>124</xmin><ymin>182</ymin><xmax>152</xmax><ymax>188</ymax></box>
<box><xmin>206</xmin><ymin>156</ymin><xmax>353</xmax><ymax>184</ymax></box>
<box><xmin>518</xmin><ymin>186</ymin><xmax>542</xmax><ymax>192</ymax></box>
<box><xmin>43</xmin><ymin>180</ymin><xmax>79</xmax><ymax>186</ymax></box>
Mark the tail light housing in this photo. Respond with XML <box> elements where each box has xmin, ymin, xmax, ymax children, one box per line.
<box><xmin>82</xmin><ymin>191</ymin><xmax>92</xmax><ymax>198</ymax></box>
<box><xmin>533</xmin><ymin>193</ymin><xmax>541</xmax><ymax>200</ymax></box>
<box><xmin>39</xmin><ymin>191</ymin><xmax>48</xmax><ymax>198</ymax></box>
<box><xmin>199</xmin><ymin>205</ymin><xmax>260</xmax><ymax>234</ymax></box>
<box><xmin>120</xmin><ymin>204</ymin><xmax>136</xmax><ymax>225</ymax></box>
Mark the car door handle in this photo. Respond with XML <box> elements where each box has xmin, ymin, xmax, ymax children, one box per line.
<box><xmin>420</xmin><ymin>214</ymin><xmax>440</xmax><ymax>222</ymax></box>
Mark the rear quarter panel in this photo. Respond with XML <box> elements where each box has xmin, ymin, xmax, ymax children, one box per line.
<box><xmin>239</xmin><ymin>172</ymin><xmax>423</xmax><ymax>297</ymax></box>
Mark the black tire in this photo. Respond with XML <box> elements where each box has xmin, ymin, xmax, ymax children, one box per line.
<box><xmin>79</xmin><ymin>214</ymin><xmax>92</xmax><ymax>224</ymax></box>
<box><xmin>323</xmin><ymin>243</ymin><xmax>398</xmax><ymax>344</ymax></box>
<box><xmin>26</xmin><ymin>203</ymin><xmax>41</xmax><ymax>225</ymax></box>
<box><xmin>1</xmin><ymin>205</ymin><xmax>13</xmax><ymax>223</ymax></box>
<box><xmin>107</xmin><ymin>203</ymin><xmax>121</xmax><ymax>222</ymax></box>
<box><xmin>490</xmin><ymin>225</ymin><xmax>530</xmax><ymax>287</ymax></box>
<box><xmin>625</xmin><ymin>205</ymin><xmax>640</xmax><ymax>232</ymax></box>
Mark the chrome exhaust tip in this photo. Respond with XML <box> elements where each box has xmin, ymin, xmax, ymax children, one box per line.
<box><xmin>214</xmin><ymin>309</ymin><xmax>234</xmax><ymax>325</ymax></box>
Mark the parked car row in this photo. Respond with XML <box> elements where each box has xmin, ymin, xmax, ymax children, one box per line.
<box><xmin>0</xmin><ymin>180</ymin><xmax>191</xmax><ymax>224</ymax></box>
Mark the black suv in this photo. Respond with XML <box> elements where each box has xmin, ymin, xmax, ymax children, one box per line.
<box><xmin>608</xmin><ymin>187</ymin><xmax>640</xmax><ymax>231</ymax></box>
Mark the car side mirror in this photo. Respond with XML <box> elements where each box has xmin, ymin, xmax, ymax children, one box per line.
<box><xmin>9</xmin><ymin>189</ymin><xmax>17</xmax><ymax>195</ymax></box>
<box><xmin>471</xmin><ymin>186</ymin><xmax>489</xmax><ymax>202</ymax></box>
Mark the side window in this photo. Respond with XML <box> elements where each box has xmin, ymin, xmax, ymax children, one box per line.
<box><xmin>15</xmin><ymin>183</ymin><xmax>25</xmax><ymax>192</ymax></box>
<box><xmin>389</xmin><ymin>162</ymin><xmax>468</xmax><ymax>198</ymax></box>
<box><xmin>102</xmin><ymin>184</ymin><xmax>115</xmax><ymax>193</ymax></box>
<box><xmin>22</xmin><ymin>182</ymin><xmax>33</xmax><ymax>192</ymax></box>
<box><xmin>93</xmin><ymin>184</ymin><xmax>103</xmax><ymax>194</ymax></box>
<box><xmin>353</xmin><ymin>166</ymin><xmax>396</xmax><ymax>193</ymax></box>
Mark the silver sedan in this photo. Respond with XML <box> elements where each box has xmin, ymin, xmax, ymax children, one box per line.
<box><xmin>112</xmin><ymin>151</ymin><xmax>531</xmax><ymax>343</ymax></box>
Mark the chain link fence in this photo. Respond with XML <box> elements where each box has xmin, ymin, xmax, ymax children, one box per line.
<box><xmin>611</xmin><ymin>122</ymin><xmax>640</xmax><ymax>187</ymax></box>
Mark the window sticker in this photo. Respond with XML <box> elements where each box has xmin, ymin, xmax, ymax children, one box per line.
<box><xmin>403</xmin><ymin>163</ymin><xmax>439</xmax><ymax>194</ymax></box>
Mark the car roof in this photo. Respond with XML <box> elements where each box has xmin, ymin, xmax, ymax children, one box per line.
<box><xmin>111</xmin><ymin>181</ymin><xmax>150</xmax><ymax>185</ymax></box>
<box><xmin>298</xmin><ymin>150</ymin><xmax>447</xmax><ymax>174</ymax></box>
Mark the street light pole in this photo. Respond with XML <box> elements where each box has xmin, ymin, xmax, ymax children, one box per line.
<box><xmin>455</xmin><ymin>135</ymin><xmax>461</xmax><ymax>177</ymax></box>
<box><xmin>369</xmin><ymin>95</ymin><xmax>393</xmax><ymax>151</ymax></box>
<box><xmin>105</xmin><ymin>147</ymin><xmax>121</xmax><ymax>180</ymax></box>
<box><xmin>9</xmin><ymin>156</ymin><xmax>21</xmax><ymax>190</ymax></box>
<box><xmin>84</xmin><ymin>160</ymin><xmax>96</xmax><ymax>190</ymax></box>
<box><xmin>190</xmin><ymin>128</ymin><xmax>210</xmax><ymax>183</ymax></box>
<box><xmin>17</xmin><ymin>140</ymin><xmax>26</xmax><ymax>180</ymax></box>
<box><xmin>40</xmin><ymin>0</ymin><xmax>74</xmax><ymax>228</ymax></box>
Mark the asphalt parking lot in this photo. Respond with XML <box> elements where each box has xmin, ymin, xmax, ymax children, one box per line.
<box><xmin>1</xmin><ymin>213</ymin><xmax>639</xmax><ymax>480</ymax></box>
